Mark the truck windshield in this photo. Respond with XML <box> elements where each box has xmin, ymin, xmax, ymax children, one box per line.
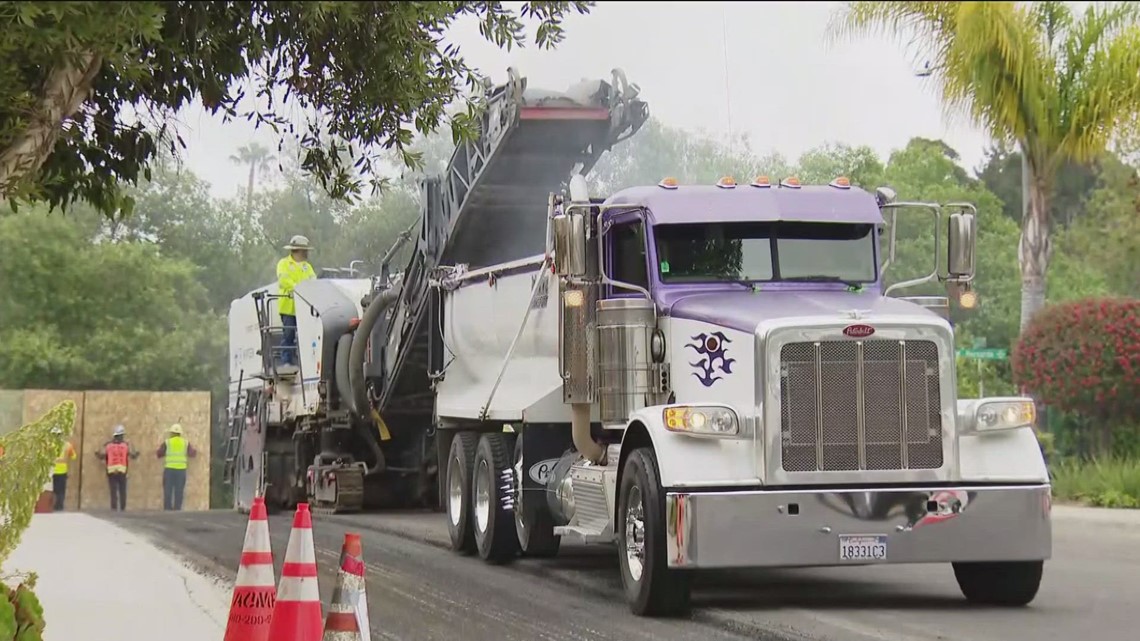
<box><xmin>653</xmin><ymin>221</ymin><xmax>876</xmax><ymax>284</ymax></box>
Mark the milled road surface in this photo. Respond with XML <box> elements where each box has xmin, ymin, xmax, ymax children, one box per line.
<box><xmin>103</xmin><ymin>505</ymin><xmax>1140</xmax><ymax>641</ymax></box>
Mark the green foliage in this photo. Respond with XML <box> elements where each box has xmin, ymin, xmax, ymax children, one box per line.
<box><xmin>955</xmin><ymin>357</ymin><xmax>1016</xmax><ymax>399</ymax></box>
<box><xmin>1054</xmin><ymin>156</ymin><xmax>1140</xmax><ymax>298</ymax></box>
<box><xmin>0</xmin><ymin>581</ymin><xmax>44</xmax><ymax>641</ymax></box>
<box><xmin>830</xmin><ymin>2</ymin><xmax>1140</xmax><ymax>167</ymax></box>
<box><xmin>590</xmin><ymin>119</ymin><xmax>795</xmax><ymax>192</ymax></box>
<box><xmin>1051</xmin><ymin>457</ymin><xmax>1140</xmax><ymax>508</ymax></box>
<box><xmin>975</xmin><ymin>146</ymin><xmax>1101</xmax><ymax>227</ymax></box>
<box><xmin>1012</xmin><ymin>297</ymin><xmax>1140</xmax><ymax>419</ymax></box>
<box><xmin>1036</xmin><ymin>430</ymin><xmax>1056</xmax><ymax>461</ymax></box>
<box><xmin>1</xmin><ymin>1</ymin><xmax>593</xmax><ymax>214</ymax></box>
<box><xmin>0</xmin><ymin>213</ymin><xmax>225</xmax><ymax>390</ymax></box>
<box><xmin>831</xmin><ymin>1</ymin><xmax>1140</xmax><ymax>329</ymax></box>
<box><xmin>0</xmin><ymin>401</ymin><xmax>74</xmax><ymax>564</ymax></box>
<box><xmin>0</xmin><ymin>402</ymin><xmax>68</xmax><ymax>641</ymax></box>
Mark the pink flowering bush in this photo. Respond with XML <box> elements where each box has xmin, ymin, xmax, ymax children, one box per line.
<box><xmin>1013</xmin><ymin>298</ymin><xmax>1140</xmax><ymax>457</ymax></box>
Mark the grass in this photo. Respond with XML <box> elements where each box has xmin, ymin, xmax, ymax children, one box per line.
<box><xmin>1050</xmin><ymin>457</ymin><xmax>1140</xmax><ymax>508</ymax></box>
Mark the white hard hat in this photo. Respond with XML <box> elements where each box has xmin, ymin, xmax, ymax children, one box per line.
<box><xmin>113</xmin><ymin>425</ymin><xmax>126</xmax><ymax>436</ymax></box>
<box><xmin>169</xmin><ymin>424</ymin><xmax>183</xmax><ymax>435</ymax></box>
<box><xmin>284</xmin><ymin>235</ymin><xmax>312</xmax><ymax>251</ymax></box>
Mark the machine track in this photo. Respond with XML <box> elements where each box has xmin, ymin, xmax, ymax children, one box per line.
<box><xmin>312</xmin><ymin>467</ymin><xmax>365</xmax><ymax>515</ymax></box>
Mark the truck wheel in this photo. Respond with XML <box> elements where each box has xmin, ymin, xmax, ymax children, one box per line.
<box><xmin>446</xmin><ymin>432</ymin><xmax>480</xmax><ymax>554</ymax></box>
<box><xmin>513</xmin><ymin>436</ymin><xmax>560</xmax><ymax>558</ymax></box>
<box><xmin>953</xmin><ymin>560</ymin><xmax>1043</xmax><ymax>606</ymax></box>
<box><xmin>472</xmin><ymin>432</ymin><xmax>520</xmax><ymax>563</ymax></box>
<box><xmin>617</xmin><ymin>447</ymin><xmax>692</xmax><ymax>617</ymax></box>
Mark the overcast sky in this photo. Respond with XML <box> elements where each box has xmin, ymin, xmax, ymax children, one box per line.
<box><xmin>180</xmin><ymin>1</ymin><xmax>1002</xmax><ymax>200</ymax></box>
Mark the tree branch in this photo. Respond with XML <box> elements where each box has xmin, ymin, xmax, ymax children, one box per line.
<box><xmin>0</xmin><ymin>51</ymin><xmax>104</xmax><ymax>197</ymax></box>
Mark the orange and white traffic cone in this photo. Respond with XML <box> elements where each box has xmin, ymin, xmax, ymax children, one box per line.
<box><xmin>224</xmin><ymin>495</ymin><xmax>276</xmax><ymax>641</ymax></box>
<box><xmin>266</xmin><ymin>503</ymin><xmax>323</xmax><ymax>641</ymax></box>
<box><xmin>322</xmin><ymin>533</ymin><xmax>370</xmax><ymax>640</ymax></box>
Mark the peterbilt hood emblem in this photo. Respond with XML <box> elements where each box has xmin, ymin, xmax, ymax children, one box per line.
<box><xmin>842</xmin><ymin>324</ymin><xmax>876</xmax><ymax>338</ymax></box>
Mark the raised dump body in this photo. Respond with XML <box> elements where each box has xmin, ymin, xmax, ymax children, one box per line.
<box><xmin>369</xmin><ymin>68</ymin><xmax>648</xmax><ymax>441</ymax></box>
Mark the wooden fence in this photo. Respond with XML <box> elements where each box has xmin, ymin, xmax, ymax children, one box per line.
<box><xmin>0</xmin><ymin>389</ymin><xmax>211</xmax><ymax>512</ymax></box>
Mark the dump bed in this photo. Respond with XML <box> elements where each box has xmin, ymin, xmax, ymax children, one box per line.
<box><xmin>375</xmin><ymin>69</ymin><xmax>649</xmax><ymax>432</ymax></box>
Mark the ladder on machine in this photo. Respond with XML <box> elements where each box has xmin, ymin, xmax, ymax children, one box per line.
<box><xmin>251</xmin><ymin>290</ymin><xmax>296</xmax><ymax>381</ymax></box>
<box><xmin>222</xmin><ymin>370</ymin><xmax>248</xmax><ymax>486</ymax></box>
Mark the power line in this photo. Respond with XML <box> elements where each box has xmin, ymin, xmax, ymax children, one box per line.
<box><xmin>721</xmin><ymin>3</ymin><xmax>733</xmax><ymax>149</ymax></box>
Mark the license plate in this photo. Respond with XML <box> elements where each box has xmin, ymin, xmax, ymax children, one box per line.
<box><xmin>838</xmin><ymin>534</ymin><xmax>887</xmax><ymax>562</ymax></box>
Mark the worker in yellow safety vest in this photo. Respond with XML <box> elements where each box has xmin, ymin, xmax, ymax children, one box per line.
<box><xmin>276</xmin><ymin>234</ymin><xmax>316</xmax><ymax>367</ymax></box>
<box><xmin>157</xmin><ymin>424</ymin><xmax>197</xmax><ymax>511</ymax></box>
<box><xmin>52</xmin><ymin>439</ymin><xmax>78</xmax><ymax>511</ymax></box>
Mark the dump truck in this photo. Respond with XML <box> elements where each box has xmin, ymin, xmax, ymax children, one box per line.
<box><xmin>227</xmin><ymin>68</ymin><xmax>1051</xmax><ymax>617</ymax></box>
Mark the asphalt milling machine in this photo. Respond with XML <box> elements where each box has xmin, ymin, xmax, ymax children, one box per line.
<box><xmin>225</xmin><ymin>68</ymin><xmax>650</xmax><ymax>515</ymax></box>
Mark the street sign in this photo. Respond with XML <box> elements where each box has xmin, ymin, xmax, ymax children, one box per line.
<box><xmin>956</xmin><ymin>347</ymin><xmax>1008</xmax><ymax>360</ymax></box>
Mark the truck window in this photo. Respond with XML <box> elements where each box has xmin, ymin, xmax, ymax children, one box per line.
<box><xmin>653</xmin><ymin>221</ymin><xmax>876</xmax><ymax>284</ymax></box>
<box><xmin>610</xmin><ymin>220</ymin><xmax>649</xmax><ymax>290</ymax></box>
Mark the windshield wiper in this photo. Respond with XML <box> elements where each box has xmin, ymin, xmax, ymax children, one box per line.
<box><xmin>782</xmin><ymin>275</ymin><xmax>863</xmax><ymax>289</ymax></box>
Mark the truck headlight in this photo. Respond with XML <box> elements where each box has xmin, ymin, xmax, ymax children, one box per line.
<box><xmin>974</xmin><ymin>399</ymin><xmax>1035</xmax><ymax>432</ymax></box>
<box><xmin>663</xmin><ymin>405</ymin><xmax>739</xmax><ymax>437</ymax></box>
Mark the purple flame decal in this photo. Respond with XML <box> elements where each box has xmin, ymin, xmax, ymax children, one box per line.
<box><xmin>685</xmin><ymin>331</ymin><xmax>735</xmax><ymax>387</ymax></box>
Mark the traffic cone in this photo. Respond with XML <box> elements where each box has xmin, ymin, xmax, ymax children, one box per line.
<box><xmin>322</xmin><ymin>533</ymin><xmax>370</xmax><ymax>640</ymax></box>
<box><xmin>224</xmin><ymin>496</ymin><xmax>276</xmax><ymax>641</ymax></box>
<box><xmin>266</xmin><ymin>503</ymin><xmax>323</xmax><ymax>641</ymax></box>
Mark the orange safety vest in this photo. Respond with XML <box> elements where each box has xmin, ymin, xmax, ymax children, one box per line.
<box><xmin>106</xmin><ymin>442</ymin><xmax>130</xmax><ymax>474</ymax></box>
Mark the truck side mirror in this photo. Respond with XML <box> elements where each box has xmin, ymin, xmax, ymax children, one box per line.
<box><xmin>553</xmin><ymin>210</ymin><xmax>587</xmax><ymax>278</ymax></box>
<box><xmin>874</xmin><ymin>186</ymin><xmax>897</xmax><ymax>208</ymax></box>
<box><xmin>947</xmin><ymin>212</ymin><xmax>976</xmax><ymax>279</ymax></box>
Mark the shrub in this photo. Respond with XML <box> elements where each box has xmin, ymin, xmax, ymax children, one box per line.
<box><xmin>0</xmin><ymin>581</ymin><xmax>44</xmax><ymax>641</ymax></box>
<box><xmin>0</xmin><ymin>401</ymin><xmax>75</xmax><ymax>641</ymax></box>
<box><xmin>1013</xmin><ymin>297</ymin><xmax>1140</xmax><ymax>454</ymax></box>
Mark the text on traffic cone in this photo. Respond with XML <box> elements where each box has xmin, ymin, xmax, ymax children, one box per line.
<box><xmin>322</xmin><ymin>533</ymin><xmax>370</xmax><ymax>640</ymax></box>
<box><xmin>224</xmin><ymin>496</ymin><xmax>276</xmax><ymax>641</ymax></box>
<box><xmin>267</xmin><ymin>503</ymin><xmax>323</xmax><ymax>641</ymax></box>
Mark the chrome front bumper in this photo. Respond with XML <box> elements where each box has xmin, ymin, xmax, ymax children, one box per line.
<box><xmin>665</xmin><ymin>484</ymin><xmax>1052</xmax><ymax>569</ymax></box>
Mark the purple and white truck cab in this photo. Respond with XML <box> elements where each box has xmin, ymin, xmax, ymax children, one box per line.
<box><xmin>538</xmin><ymin>174</ymin><xmax>1050</xmax><ymax>616</ymax></box>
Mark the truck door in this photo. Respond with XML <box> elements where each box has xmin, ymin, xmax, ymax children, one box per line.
<box><xmin>605</xmin><ymin>218</ymin><xmax>650</xmax><ymax>298</ymax></box>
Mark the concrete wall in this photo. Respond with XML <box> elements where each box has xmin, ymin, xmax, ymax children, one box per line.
<box><xmin>0</xmin><ymin>389</ymin><xmax>211</xmax><ymax>512</ymax></box>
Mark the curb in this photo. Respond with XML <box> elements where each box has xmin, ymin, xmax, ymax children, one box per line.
<box><xmin>1051</xmin><ymin>504</ymin><xmax>1140</xmax><ymax>528</ymax></box>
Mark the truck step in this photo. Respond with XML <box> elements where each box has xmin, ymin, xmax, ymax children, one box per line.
<box><xmin>553</xmin><ymin>524</ymin><xmax>614</xmax><ymax>545</ymax></box>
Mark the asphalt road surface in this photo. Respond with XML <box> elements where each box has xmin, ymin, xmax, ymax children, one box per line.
<box><xmin>103</xmin><ymin>505</ymin><xmax>1139</xmax><ymax>641</ymax></box>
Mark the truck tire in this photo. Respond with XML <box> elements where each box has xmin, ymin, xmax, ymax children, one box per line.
<box><xmin>953</xmin><ymin>560</ymin><xmax>1043</xmax><ymax>606</ymax></box>
<box><xmin>513</xmin><ymin>436</ymin><xmax>560</xmax><ymax>558</ymax></box>
<box><xmin>446</xmin><ymin>432</ymin><xmax>480</xmax><ymax>554</ymax></box>
<box><xmin>617</xmin><ymin>447</ymin><xmax>691</xmax><ymax>617</ymax></box>
<box><xmin>472</xmin><ymin>432</ymin><xmax>520</xmax><ymax>563</ymax></box>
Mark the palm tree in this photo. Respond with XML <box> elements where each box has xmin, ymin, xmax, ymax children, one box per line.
<box><xmin>230</xmin><ymin>142</ymin><xmax>275</xmax><ymax>211</ymax></box>
<box><xmin>830</xmin><ymin>1</ymin><xmax>1140</xmax><ymax>330</ymax></box>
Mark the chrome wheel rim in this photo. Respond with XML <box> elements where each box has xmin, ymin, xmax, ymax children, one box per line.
<box><xmin>448</xmin><ymin>456</ymin><xmax>463</xmax><ymax>527</ymax></box>
<box><xmin>474</xmin><ymin>458</ymin><xmax>491</xmax><ymax>534</ymax></box>
<box><xmin>624</xmin><ymin>485</ymin><xmax>646</xmax><ymax>583</ymax></box>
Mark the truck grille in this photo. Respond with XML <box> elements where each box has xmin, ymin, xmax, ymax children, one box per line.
<box><xmin>779</xmin><ymin>339</ymin><xmax>943</xmax><ymax>472</ymax></box>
